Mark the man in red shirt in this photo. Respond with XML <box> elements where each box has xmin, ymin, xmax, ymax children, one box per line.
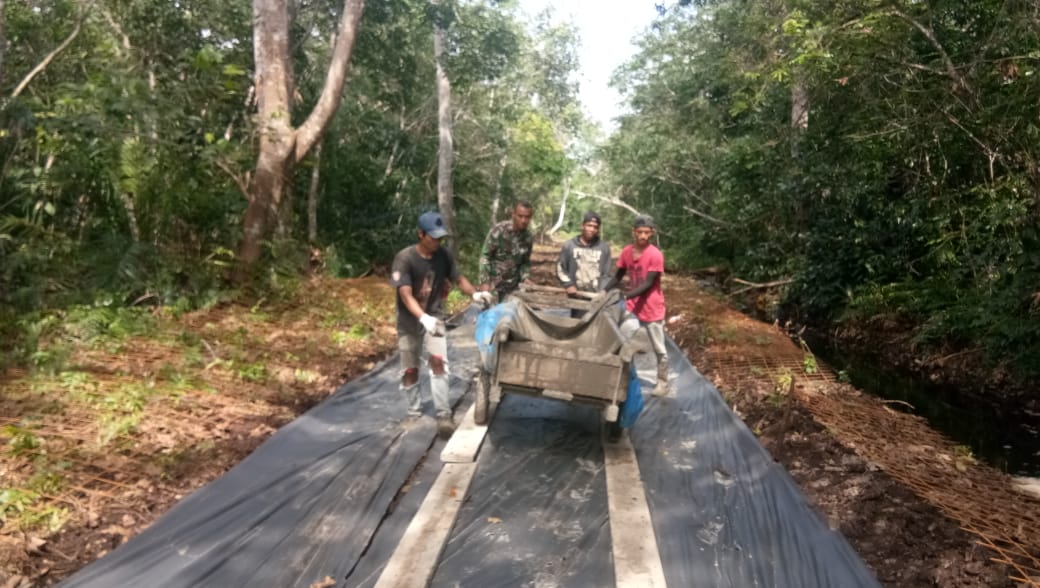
<box><xmin>604</xmin><ymin>215</ymin><xmax>670</xmax><ymax>396</ymax></box>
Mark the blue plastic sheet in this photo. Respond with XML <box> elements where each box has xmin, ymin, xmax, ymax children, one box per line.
<box><xmin>474</xmin><ymin>301</ymin><xmax>518</xmax><ymax>372</ymax></box>
<box><xmin>619</xmin><ymin>367</ymin><xmax>643</xmax><ymax>428</ymax></box>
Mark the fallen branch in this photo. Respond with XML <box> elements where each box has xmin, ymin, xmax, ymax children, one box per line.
<box><xmin>728</xmin><ymin>277</ymin><xmax>793</xmax><ymax>296</ymax></box>
<box><xmin>683</xmin><ymin>206</ymin><xmax>731</xmax><ymax>227</ymax></box>
<box><xmin>881</xmin><ymin>399</ymin><xmax>916</xmax><ymax>411</ymax></box>
<box><xmin>12</xmin><ymin>3</ymin><xmax>94</xmax><ymax>97</ymax></box>
<box><xmin>572</xmin><ymin>190</ymin><xmax>642</xmax><ymax>217</ymax></box>
<box><xmin>215</xmin><ymin>159</ymin><xmax>251</xmax><ymax>200</ymax></box>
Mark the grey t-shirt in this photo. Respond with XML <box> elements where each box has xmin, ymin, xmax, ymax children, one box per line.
<box><xmin>556</xmin><ymin>235</ymin><xmax>612</xmax><ymax>292</ymax></box>
<box><xmin>390</xmin><ymin>245</ymin><xmax>460</xmax><ymax>335</ymax></box>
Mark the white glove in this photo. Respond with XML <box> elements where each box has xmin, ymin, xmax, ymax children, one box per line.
<box><xmin>472</xmin><ymin>291</ymin><xmax>494</xmax><ymax>309</ymax></box>
<box><xmin>419</xmin><ymin>313</ymin><xmax>444</xmax><ymax>336</ymax></box>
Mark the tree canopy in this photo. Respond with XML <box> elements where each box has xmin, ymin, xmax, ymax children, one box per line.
<box><xmin>606</xmin><ymin>0</ymin><xmax>1040</xmax><ymax>383</ymax></box>
<box><xmin>2</xmin><ymin>0</ymin><xmax>1037</xmax><ymax>386</ymax></box>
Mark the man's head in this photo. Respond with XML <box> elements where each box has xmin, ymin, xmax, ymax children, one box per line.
<box><xmin>631</xmin><ymin>215</ymin><xmax>655</xmax><ymax>248</ymax></box>
<box><xmin>417</xmin><ymin>211</ymin><xmax>448</xmax><ymax>250</ymax></box>
<box><xmin>511</xmin><ymin>201</ymin><xmax>533</xmax><ymax>232</ymax></box>
<box><xmin>580</xmin><ymin>211</ymin><xmax>601</xmax><ymax>243</ymax></box>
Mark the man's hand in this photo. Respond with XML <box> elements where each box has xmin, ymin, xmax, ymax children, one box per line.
<box><xmin>472</xmin><ymin>291</ymin><xmax>494</xmax><ymax>309</ymax></box>
<box><xmin>565</xmin><ymin>285</ymin><xmax>578</xmax><ymax>296</ymax></box>
<box><xmin>419</xmin><ymin>313</ymin><xmax>444</xmax><ymax>336</ymax></box>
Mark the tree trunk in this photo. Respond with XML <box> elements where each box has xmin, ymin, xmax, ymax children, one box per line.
<box><xmin>432</xmin><ymin>5</ymin><xmax>457</xmax><ymax>257</ymax></box>
<box><xmin>490</xmin><ymin>153</ymin><xmax>507</xmax><ymax>226</ymax></box>
<box><xmin>548</xmin><ymin>178</ymin><xmax>569</xmax><ymax>235</ymax></box>
<box><xmin>239</xmin><ymin>137</ymin><xmax>295</xmax><ymax>270</ymax></box>
<box><xmin>277</xmin><ymin>178</ymin><xmax>293</xmax><ymax>236</ymax></box>
<box><xmin>790</xmin><ymin>77</ymin><xmax>810</xmax><ymax>226</ymax></box>
<box><xmin>0</xmin><ymin>0</ymin><xmax>6</xmax><ymax>86</ymax></box>
<box><xmin>307</xmin><ymin>142</ymin><xmax>322</xmax><ymax>243</ymax></box>
<box><xmin>236</xmin><ymin>0</ymin><xmax>295</xmax><ymax>277</ymax></box>
<box><xmin>234</xmin><ymin>0</ymin><xmax>365</xmax><ymax>282</ymax></box>
<box><xmin>790</xmin><ymin>79</ymin><xmax>809</xmax><ymax>131</ymax></box>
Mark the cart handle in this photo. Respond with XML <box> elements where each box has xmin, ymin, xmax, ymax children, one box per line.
<box><xmin>520</xmin><ymin>283</ymin><xmax>598</xmax><ymax>300</ymax></box>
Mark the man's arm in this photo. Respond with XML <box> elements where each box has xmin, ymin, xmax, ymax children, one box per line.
<box><xmin>519</xmin><ymin>236</ymin><xmax>532</xmax><ymax>284</ymax></box>
<box><xmin>556</xmin><ymin>241</ymin><xmax>576</xmax><ymax>290</ymax></box>
<box><xmin>624</xmin><ymin>271</ymin><xmax>660</xmax><ymax>299</ymax></box>
<box><xmin>398</xmin><ymin>285</ymin><xmax>425</xmax><ymax>319</ymax></box>
<box><xmin>602</xmin><ymin>267</ymin><xmax>626</xmax><ymax>292</ymax></box>
<box><xmin>598</xmin><ymin>243</ymin><xmax>613</xmax><ymax>290</ymax></box>
<box><xmin>455</xmin><ymin>275</ymin><xmax>478</xmax><ymax>297</ymax></box>
<box><xmin>478</xmin><ymin>227</ymin><xmax>497</xmax><ymax>289</ymax></box>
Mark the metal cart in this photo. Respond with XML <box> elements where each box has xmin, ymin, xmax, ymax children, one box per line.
<box><xmin>474</xmin><ymin>286</ymin><xmax>638</xmax><ymax>439</ymax></box>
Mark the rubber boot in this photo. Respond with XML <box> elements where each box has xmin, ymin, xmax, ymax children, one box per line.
<box><xmin>435</xmin><ymin>411</ymin><xmax>455</xmax><ymax>439</ymax></box>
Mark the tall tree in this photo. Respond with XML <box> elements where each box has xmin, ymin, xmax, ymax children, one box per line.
<box><xmin>431</xmin><ymin>0</ymin><xmax>457</xmax><ymax>255</ymax></box>
<box><xmin>235</xmin><ymin>0</ymin><xmax>365</xmax><ymax>280</ymax></box>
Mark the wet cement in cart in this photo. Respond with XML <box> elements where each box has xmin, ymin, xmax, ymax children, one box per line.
<box><xmin>61</xmin><ymin>310</ymin><xmax>879</xmax><ymax>588</ymax></box>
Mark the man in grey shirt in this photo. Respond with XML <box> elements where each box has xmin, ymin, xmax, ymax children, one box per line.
<box><xmin>557</xmin><ymin>211</ymin><xmax>612</xmax><ymax>316</ymax></box>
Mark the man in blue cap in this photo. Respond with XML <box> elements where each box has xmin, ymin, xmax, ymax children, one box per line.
<box><xmin>390</xmin><ymin>211</ymin><xmax>493</xmax><ymax>438</ymax></box>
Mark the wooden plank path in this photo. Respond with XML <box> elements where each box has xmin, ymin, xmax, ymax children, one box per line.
<box><xmin>604</xmin><ymin>434</ymin><xmax>668</xmax><ymax>587</ymax></box>
<box><xmin>373</xmin><ymin>402</ymin><xmax>666</xmax><ymax>587</ymax></box>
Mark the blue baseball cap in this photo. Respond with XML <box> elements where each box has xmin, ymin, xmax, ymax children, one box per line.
<box><xmin>418</xmin><ymin>211</ymin><xmax>449</xmax><ymax>238</ymax></box>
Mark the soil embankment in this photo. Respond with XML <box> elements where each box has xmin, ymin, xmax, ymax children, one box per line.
<box><xmin>657</xmin><ymin>267</ymin><xmax>1039</xmax><ymax>586</ymax></box>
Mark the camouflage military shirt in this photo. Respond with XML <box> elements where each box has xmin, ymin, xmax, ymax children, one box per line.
<box><xmin>479</xmin><ymin>220</ymin><xmax>532</xmax><ymax>299</ymax></box>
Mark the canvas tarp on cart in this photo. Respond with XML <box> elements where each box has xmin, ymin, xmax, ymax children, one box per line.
<box><xmin>61</xmin><ymin>309</ymin><xmax>879</xmax><ymax>588</ymax></box>
<box><xmin>474</xmin><ymin>291</ymin><xmax>643</xmax><ymax>375</ymax></box>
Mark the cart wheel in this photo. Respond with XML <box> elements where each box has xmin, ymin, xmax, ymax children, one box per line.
<box><xmin>607</xmin><ymin>403</ymin><xmax>624</xmax><ymax>442</ymax></box>
<box><xmin>474</xmin><ymin>371</ymin><xmax>490</xmax><ymax>426</ymax></box>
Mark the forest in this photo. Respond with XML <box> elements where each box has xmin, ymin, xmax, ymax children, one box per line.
<box><xmin>2</xmin><ymin>0</ymin><xmax>1038</xmax><ymax>393</ymax></box>
<box><xmin>1</xmin><ymin>0</ymin><xmax>1039</xmax><ymax>583</ymax></box>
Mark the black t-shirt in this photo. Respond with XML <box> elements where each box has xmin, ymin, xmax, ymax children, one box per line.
<box><xmin>390</xmin><ymin>245</ymin><xmax>460</xmax><ymax>334</ymax></box>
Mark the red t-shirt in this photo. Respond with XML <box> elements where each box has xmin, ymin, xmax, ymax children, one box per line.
<box><xmin>617</xmin><ymin>244</ymin><xmax>665</xmax><ymax>322</ymax></box>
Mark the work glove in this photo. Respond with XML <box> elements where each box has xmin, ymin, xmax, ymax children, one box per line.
<box><xmin>419</xmin><ymin>313</ymin><xmax>444</xmax><ymax>336</ymax></box>
<box><xmin>472</xmin><ymin>291</ymin><xmax>494</xmax><ymax>309</ymax></box>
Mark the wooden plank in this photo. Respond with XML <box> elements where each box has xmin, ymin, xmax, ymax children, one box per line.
<box><xmin>521</xmin><ymin>283</ymin><xmax>597</xmax><ymax>299</ymax></box>
<box><xmin>440</xmin><ymin>403</ymin><xmax>489</xmax><ymax>464</ymax></box>
<box><xmin>373</xmin><ymin>462</ymin><xmax>477</xmax><ymax>588</ymax></box>
<box><xmin>604</xmin><ymin>435</ymin><xmax>667</xmax><ymax>588</ymax></box>
<box><xmin>515</xmin><ymin>291</ymin><xmax>592</xmax><ymax>310</ymax></box>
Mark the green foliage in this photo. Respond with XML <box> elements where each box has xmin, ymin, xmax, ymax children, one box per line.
<box><xmin>608</xmin><ymin>0</ymin><xmax>1040</xmax><ymax>384</ymax></box>
<box><xmin>234</xmin><ymin>361</ymin><xmax>268</xmax><ymax>384</ymax></box>
<box><xmin>0</xmin><ymin>485</ymin><xmax>68</xmax><ymax>533</ymax></box>
<box><xmin>802</xmin><ymin>354</ymin><xmax>818</xmax><ymax>375</ymax></box>
<box><xmin>0</xmin><ymin>488</ymin><xmax>39</xmax><ymax>523</ymax></box>
<box><xmin>4</xmin><ymin>425</ymin><xmax>42</xmax><ymax>457</ymax></box>
<box><xmin>0</xmin><ymin>0</ymin><xmax>590</xmax><ymax>376</ymax></box>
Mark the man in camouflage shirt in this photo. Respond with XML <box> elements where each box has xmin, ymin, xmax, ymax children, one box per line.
<box><xmin>479</xmin><ymin>201</ymin><xmax>534</xmax><ymax>301</ymax></box>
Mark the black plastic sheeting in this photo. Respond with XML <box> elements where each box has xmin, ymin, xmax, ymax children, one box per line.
<box><xmin>432</xmin><ymin>395</ymin><xmax>615</xmax><ymax>587</ymax></box>
<box><xmin>61</xmin><ymin>310</ymin><xmax>880</xmax><ymax>588</ymax></box>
